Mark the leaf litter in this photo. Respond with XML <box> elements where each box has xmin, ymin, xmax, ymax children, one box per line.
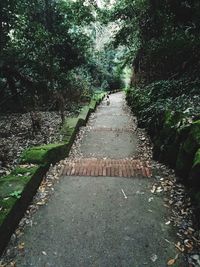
<box><xmin>151</xmin><ymin>161</ymin><xmax>200</xmax><ymax>266</ymax></box>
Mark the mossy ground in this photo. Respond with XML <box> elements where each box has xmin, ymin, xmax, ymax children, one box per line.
<box><xmin>0</xmin><ymin>197</ymin><xmax>17</xmax><ymax>225</ymax></box>
<box><xmin>0</xmin><ymin>166</ymin><xmax>39</xmax><ymax>226</ymax></box>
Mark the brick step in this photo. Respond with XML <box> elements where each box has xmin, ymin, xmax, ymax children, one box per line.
<box><xmin>60</xmin><ymin>158</ymin><xmax>152</xmax><ymax>178</ymax></box>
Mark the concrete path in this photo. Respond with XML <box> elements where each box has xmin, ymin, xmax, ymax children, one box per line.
<box><xmin>10</xmin><ymin>92</ymin><xmax>185</xmax><ymax>266</ymax></box>
<box><xmin>79</xmin><ymin>93</ymin><xmax>137</xmax><ymax>159</ymax></box>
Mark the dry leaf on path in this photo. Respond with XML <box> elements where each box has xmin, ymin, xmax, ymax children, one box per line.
<box><xmin>167</xmin><ymin>258</ymin><xmax>176</xmax><ymax>265</ymax></box>
<box><xmin>18</xmin><ymin>242</ymin><xmax>25</xmax><ymax>250</ymax></box>
<box><xmin>150</xmin><ymin>254</ymin><xmax>158</xmax><ymax>262</ymax></box>
<box><xmin>151</xmin><ymin>185</ymin><xmax>156</xmax><ymax>193</ymax></box>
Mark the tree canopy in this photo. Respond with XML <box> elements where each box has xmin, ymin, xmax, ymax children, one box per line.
<box><xmin>0</xmin><ymin>0</ymin><xmax>123</xmax><ymax>112</ymax></box>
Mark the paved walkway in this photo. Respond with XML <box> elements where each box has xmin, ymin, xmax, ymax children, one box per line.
<box><xmin>8</xmin><ymin>92</ymin><xmax>185</xmax><ymax>266</ymax></box>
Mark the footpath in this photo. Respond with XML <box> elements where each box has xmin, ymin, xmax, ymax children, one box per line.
<box><xmin>1</xmin><ymin>92</ymin><xmax>186</xmax><ymax>266</ymax></box>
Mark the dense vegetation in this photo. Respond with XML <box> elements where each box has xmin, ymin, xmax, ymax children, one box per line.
<box><xmin>0</xmin><ymin>0</ymin><xmax>122</xmax><ymax>113</ymax></box>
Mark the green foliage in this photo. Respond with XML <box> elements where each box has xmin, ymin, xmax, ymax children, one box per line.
<box><xmin>9</xmin><ymin>190</ymin><xmax>22</xmax><ymax>199</ymax></box>
<box><xmin>126</xmin><ymin>79</ymin><xmax>200</xmax><ymax>182</ymax></box>
<box><xmin>126</xmin><ymin>79</ymin><xmax>200</xmax><ymax>133</ymax></box>
<box><xmin>108</xmin><ymin>0</ymin><xmax>200</xmax><ymax>83</ymax></box>
<box><xmin>66</xmin><ymin>67</ymin><xmax>93</xmax><ymax>99</ymax></box>
<box><xmin>0</xmin><ymin>0</ymin><xmax>95</xmax><ymax>111</ymax></box>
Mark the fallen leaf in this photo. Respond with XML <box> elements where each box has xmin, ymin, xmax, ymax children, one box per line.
<box><xmin>156</xmin><ymin>187</ymin><xmax>163</xmax><ymax>193</ymax></box>
<box><xmin>175</xmin><ymin>242</ymin><xmax>184</xmax><ymax>252</ymax></box>
<box><xmin>148</xmin><ymin>197</ymin><xmax>154</xmax><ymax>202</ymax></box>
<box><xmin>8</xmin><ymin>262</ymin><xmax>16</xmax><ymax>267</ymax></box>
<box><xmin>18</xmin><ymin>242</ymin><xmax>25</xmax><ymax>250</ymax></box>
<box><xmin>150</xmin><ymin>254</ymin><xmax>158</xmax><ymax>262</ymax></box>
<box><xmin>167</xmin><ymin>258</ymin><xmax>176</xmax><ymax>265</ymax></box>
<box><xmin>151</xmin><ymin>185</ymin><xmax>156</xmax><ymax>193</ymax></box>
<box><xmin>191</xmin><ymin>254</ymin><xmax>199</xmax><ymax>260</ymax></box>
<box><xmin>36</xmin><ymin>202</ymin><xmax>45</xmax><ymax>206</ymax></box>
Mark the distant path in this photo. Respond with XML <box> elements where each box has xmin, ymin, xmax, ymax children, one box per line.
<box><xmin>7</xmin><ymin>92</ymin><xmax>185</xmax><ymax>266</ymax></box>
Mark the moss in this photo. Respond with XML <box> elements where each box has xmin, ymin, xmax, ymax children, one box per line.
<box><xmin>11</xmin><ymin>166</ymin><xmax>38</xmax><ymax>176</ymax></box>
<box><xmin>61</xmin><ymin>117</ymin><xmax>84</xmax><ymax>142</ymax></box>
<box><xmin>0</xmin><ymin>167</ymin><xmax>37</xmax><ymax>198</ymax></box>
<box><xmin>20</xmin><ymin>148</ymin><xmax>47</xmax><ymax>164</ymax></box>
<box><xmin>0</xmin><ymin>177</ymin><xmax>28</xmax><ymax>198</ymax></box>
<box><xmin>0</xmin><ymin>197</ymin><xmax>17</xmax><ymax>225</ymax></box>
<box><xmin>20</xmin><ymin>143</ymin><xmax>67</xmax><ymax>164</ymax></box>
<box><xmin>44</xmin><ymin>143</ymin><xmax>69</xmax><ymax>164</ymax></box>
<box><xmin>92</xmin><ymin>92</ymin><xmax>105</xmax><ymax>103</ymax></box>
<box><xmin>61</xmin><ymin>117</ymin><xmax>79</xmax><ymax>138</ymax></box>
<box><xmin>78</xmin><ymin>106</ymin><xmax>90</xmax><ymax>121</ymax></box>
<box><xmin>32</xmin><ymin>143</ymin><xmax>64</xmax><ymax>150</ymax></box>
<box><xmin>89</xmin><ymin>99</ymin><xmax>97</xmax><ymax>110</ymax></box>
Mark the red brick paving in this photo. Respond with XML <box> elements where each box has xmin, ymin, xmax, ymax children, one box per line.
<box><xmin>60</xmin><ymin>158</ymin><xmax>152</xmax><ymax>178</ymax></box>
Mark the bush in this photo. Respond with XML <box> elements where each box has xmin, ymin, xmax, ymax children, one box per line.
<box><xmin>126</xmin><ymin>78</ymin><xmax>200</xmax><ymax>184</ymax></box>
<box><xmin>126</xmin><ymin>78</ymin><xmax>200</xmax><ymax>133</ymax></box>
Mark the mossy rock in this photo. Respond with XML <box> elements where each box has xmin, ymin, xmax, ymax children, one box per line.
<box><xmin>92</xmin><ymin>92</ymin><xmax>106</xmax><ymax>103</ymax></box>
<box><xmin>61</xmin><ymin>117</ymin><xmax>85</xmax><ymax>142</ymax></box>
<box><xmin>11</xmin><ymin>166</ymin><xmax>38</xmax><ymax>176</ymax></box>
<box><xmin>176</xmin><ymin>120</ymin><xmax>200</xmax><ymax>180</ymax></box>
<box><xmin>78</xmin><ymin>106</ymin><xmax>90</xmax><ymax>121</ymax></box>
<box><xmin>0</xmin><ymin>166</ymin><xmax>38</xmax><ymax>198</ymax></box>
<box><xmin>0</xmin><ymin>166</ymin><xmax>39</xmax><ymax>226</ymax></box>
<box><xmin>89</xmin><ymin>99</ymin><xmax>97</xmax><ymax>111</ymax></box>
<box><xmin>61</xmin><ymin>117</ymin><xmax>79</xmax><ymax>139</ymax></box>
<box><xmin>0</xmin><ymin>176</ymin><xmax>29</xmax><ymax>199</ymax></box>
<box><xmin>20</xmin><ymin>143</ymin><xmax>67</xmax><ymax>164</ymax></box>
<box><xmin>0</xmin><ymin>197</ymin><xmax>17</xmax><ymax>225</ymax></box>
